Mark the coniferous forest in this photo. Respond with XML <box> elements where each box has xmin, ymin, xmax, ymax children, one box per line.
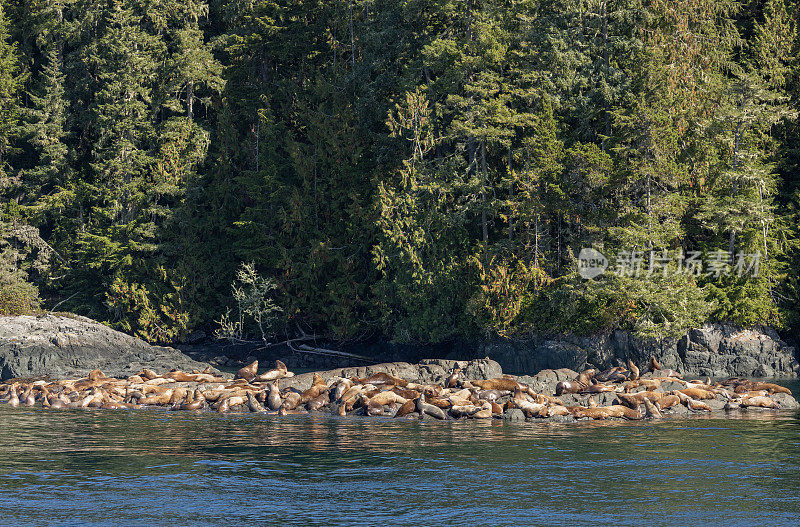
<box><xmin>1</xmin><ymin>0</ymin><xmax>800</xmax><ymax>346</ymax></box>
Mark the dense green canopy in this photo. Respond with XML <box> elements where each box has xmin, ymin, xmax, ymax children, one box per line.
<box><xmin>1</xmin><ymin>0</ymin><xmax>799</xmax><ymax>344</ymax></box>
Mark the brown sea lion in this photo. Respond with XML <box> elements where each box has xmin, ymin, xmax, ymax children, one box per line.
<box><xmin>674</xmin><ymin>390</ymin><xmax>710</xmax><ymax>411</ymax></box>
<box><xmin>740</xmin><ymin>395</ymin><xmax>780</xmax><ymax>409</ymax></box>
<box><xmin>332</xmin><ymin>380</ymin><xmax>353</xmax><ymax>401</ymax></box>
<box><xmin>643</xmin><ymin>398</ymin><xmax>662</xmax><ymax>419</ymax></box>
<box><xmin>23</xmin><ymin>387</ymin><xmax>36</xmax><ymax>407</ymax></box>
<box><xmin>267</xmin><ymin>383</ymin><xmax>282</xmax><ymax>411</ymax></box>
<box><xmin>616</xmin><ymin>391</ymin><xmax>663</xmax><ymax>409</ymax></box>
<box><xmin>415</xmin><ymin>394</ymin><xmax>447</xmax><ymax>420</ymax></box>
<box><xmin>659</xmin><ymin>394</ymin><xmax>681</xmax><ymax>409</ymax></box>
<box><xmin>247</xmin><ymin>392</ymin><xmax>266</xmax><ymax>412</ymax></box>
<box><xmin>88</xmin><ymin>370</ymin><xmax>108</xmax><ymax>382</ymax></box>
<box><xmin>556</xmin><ymin>380</ymin><xmax>582</xmax><ymax>396</ymax></box>
<box><xmin>394</xmin><ymin>399</ymin><xmax>416</xmax><ymax>418</ymax></box>
<box><xmin>679</xmin><ymin>388</ymin><xmax>716</xmax><ymax>400</ymax></box>
<box><xmin>355</xmin><ymin>373</ymin><xmax>409</xmax><ymax>388</ymax></box>
<box><xmin>368</xmin><ymin>391</ymin><xmax>408</xmax><ymax>406</ymax></box>
<box><xmin>362</xmin><ymin>400</ymin><xmax>383</xmax><ymax>416</ymax></box>
<box><xmin>511</xmin><ymin>398</ymin><xmax>548</xmax><ymax>418</ymax></box>
<box><xmin>140</xmin><ymin>369</ymin><xmax>159</xmax><ymax>380</ymax></box>
<box><xmin>627</xmin><ymin>359</ymin><xmax>640</xmax><ymax>381</ymax></box>
<box><xmin>254</xmin><ymin>360</ymin><xmax>294</xmax><ymax>382</ymax></box>
<box><xmin>648</xmin><ymin>356</ymin><xmax>662</xmax><ymax>372</ymax></box>
<box><xmin>445</xmin><ymin>368</ymin><xmax>462</xmax><ymax>389</ymax></box>
<box><xmin>299</xmin><ymin>375</ymin><xmax>328</xmax><ymax>404</ymax></box>
<box><xmin>747</xmin><ymin>382</ymin><xmax>792</xmax><ymax>395</ymax></box>
<box><xmin>595</xmin><ymin>367</ymin><xmax>628</xmax><ymax>383</ymax></box>
<box><xmin>469</xmin><ymin>378</ymin><xmax>519</xmax><ymax>391</ymax></box>
<box><xmin>236</xmin><ymin>360</ymin><xmax>258</xmax><ymax>381</ymax></box>
<box><xmin>307</xmin><ymin>391</ymin><xmax>330</xmax><ymax>412</ymax></box>
<box><xmin>580</xmin><ymin>383</ymin><xmax>615</xmax><ymax>394</ymax></box>
<box><xmin>280</xmin><ymin>391</ymin><xmax>302</xmax><ymax>411</ymax></box>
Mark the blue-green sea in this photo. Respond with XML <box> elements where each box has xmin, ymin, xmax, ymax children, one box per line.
<box><xmin>0</xmin><ymin>380</ymin><xmax>798</xmax><ymax>526</ymax></box>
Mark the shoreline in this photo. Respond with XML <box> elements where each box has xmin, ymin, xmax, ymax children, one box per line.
<box><xmin>1</xmin><ymin>358</ymin><xmax>797</xmax><ymax>422</ymax></box>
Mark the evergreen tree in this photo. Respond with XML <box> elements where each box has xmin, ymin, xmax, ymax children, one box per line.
<box><xmin>0</xmin><ymin>0</ymin><xmax>22</xmax><ymax>183</ymax></box>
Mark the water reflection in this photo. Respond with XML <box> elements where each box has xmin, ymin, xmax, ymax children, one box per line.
<box><xmin>0</xmin><ymin>404</ymin><xmax>798</xmax><ymax>526</ymax></box>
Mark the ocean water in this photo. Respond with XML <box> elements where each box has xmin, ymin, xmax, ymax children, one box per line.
<box><xmin>0</xmin><ymin>381</ymin><xmax>797</xmax><ymax>526</ymax></box>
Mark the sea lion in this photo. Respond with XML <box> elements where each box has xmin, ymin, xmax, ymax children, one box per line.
<box><xmin>281</xmin><ymin>391</ymin><xmax>302</xmax><ymax>411</ymax></box>
<box><xmin>254</xmin><ymin>360</ymin><xmax>294</xmax><ymax>382</ymax></box>
<box><xmin>247</xmin><ymin>392</ymin><xmax>266</xmax><ymax>412</ymax></box>
<box><xmin>740</xmin><ymin>395</ymin><xmax>780</xmax><ymax>409</ymax></box>
<box><xmin>355</xmin><ymin>373</ymin><xmax>409</xmax><ymax>388</ymax></box>
<box><xmin>469</xmin><ymin>378</ymin><xmax>519</xmax><ymax>391</ymax></box>
<box><xmin>616</xmin><ymin>391</ymin><xmax>662</xmax><ymax>409</ymax></box>
<box><xmin>445</xmin><ymin>368</ymin><xmax>462</xmax><ymax>389</ymax></box>
<box><xmin>368</xmin><ymin>391</ymin><xmax>408</xmax><ymax>406</ymax></box>
<box><xmin>595</xmin><ymin>367</ymin><xmax>629</xmax><ymax>383</ymax></box>
<box><xmin>393</xmin><ymin>399</ymin><xmax>416</xmax><ymax>418</ymax></box>
<box><xmin>643</xmin><ymin>398</ymin><xmax>662</xmax><ymax>419</ymax></box>
<box><xmin>140</xmin><ymin>369</ymin><xmax>159</xmax><ymax>380</ymax></box>
<box><xmin>627</xmin><ymin>359</ymin><xmax>640</xmax><ymax>381</ymax></box>
<box><xmin>236</xmin><ymin>360</ymin><xmax>259</xmax><ymax>381</ymax></box>
<box><xmin>267</xmin><ymin>383</ymin><xmax>282</xmax><ymax>410</ymax></box>
<box><xmin>299</xmin><ymin>374</ymin><xmax>328</xmax><ymax>404</ymax></box>
<box><xmin>88</xmin><ymin>370</ymin><xmax>108</xmax><ymax>382</ymax></box>
<box><xmin>8</xmin><ymin>386</ymin><xmax>19</xmax><ymax>407</ymax></box>
<box><xmin>332</xmin><ymin>380</ymin><xmax>353</xmax><ymax>401</ymax></box>
<box><xmin>747</xmin><ymin>382</ymin><xmax>792</xmax><ymax>395</ymax></box>
<box><xmin>307</xmin><ymin>391</ymin><xmax>330</xmax><ymax>412</ymax></box>
<box><xmin>571</xmin><ymin>405</ymin><xmax>641</xmax><ymax>420</ymax></box>
<box><xmin>648</xmin><ymin>356</ymin><xmax>662</xmax><ymax>372</ymax></box>
<box><xmin>674</xmin><ymin>390</ymin><xmax>710</xmax><ymax>411</ymax></box>
<box><xmin>511</xmin><ymin>398</ymin><xmax>548</xmax><ymax>418</ymax></box>
<box><xmin>475</xmin><ymin>389</ymin><xmax>504</xmax><ymax>402</ymax></box>
<box><xmin>23</xmin><ymin>387</ymin><xmax>36</xmax><ymax>407</ymax></box>
<box><xmin>556</xmin><ymin>380</ymin><xmax>582</xmax><ymax>396</ymax></box>
<box><xmin>415</xmin><ymin>394</ymin><xmax>447</xmax><ymax>420</ymax></box>
<box><xmin>580</xmin><ymin>383</ymin><xmax>615</xmax><ymax>394</ymax></box>
<box><xmin>679</xmin><ymin>388</ymin><xmax>716</xmax><ymax>400</ymax></box>
<box><xmin>366</xmin><ymin>400</ymin><xmax>384</xmax><ymax>416</ymax></box>
<box><xmin>658</xmin><ymin>394</ymin><xmax>681</xmax><ymax>409</ymax></box>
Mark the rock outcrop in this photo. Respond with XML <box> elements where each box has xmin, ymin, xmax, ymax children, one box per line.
<box><xmin>277</xmin><ymin>357</ymin><xmax>503</xmax><ymax>391</ymax></box>
<box><xmin>460</xmin><ymin>324</ymin><xmax>800</xmax><ymax>378</ymax></box>
<box><xmin>0</xmin><ymin>314</ymin><xmax>220</xmax><ymax>380</ymax></box>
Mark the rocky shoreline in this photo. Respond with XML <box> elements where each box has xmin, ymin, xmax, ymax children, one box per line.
<box><xmin>1</xmin><ymin>356</ymin><xmax>796</xmax><ymax>422</ymax></box>
<box><xmin>2</xmin><ymin>314</ymin><xmax>799</xmax><ymax>381</ymax></box>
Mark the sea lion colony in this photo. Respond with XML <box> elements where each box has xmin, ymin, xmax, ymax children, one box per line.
<box><xmin>0</xmin><ymin>358</ymin><xmax>793</xmax><ymax>421</ymax></box>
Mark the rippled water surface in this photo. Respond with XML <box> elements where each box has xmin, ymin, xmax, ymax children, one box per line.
<box><xmin>0</xmin><ymin>381</ymin><xmax>798</xmax><ymax>526</ymax></box>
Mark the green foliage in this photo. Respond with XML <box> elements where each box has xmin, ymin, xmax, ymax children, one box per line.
<box><xmin>0</xmin><ymin>0</ymin><xmax>799</xmax><ymax>344</ymax></box>
<box><xmin>216</xmin><ymin>262</ymin><xmax>282</xmax><ymax>342</ymax></box>
<box><xmin>0</xmin><ymin>221</ymin><xmax>48</xmax><ymax>316</ymax></box>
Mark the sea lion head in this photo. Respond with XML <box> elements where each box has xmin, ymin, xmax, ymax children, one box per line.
<box><xmin>236</xmin><ymin>360</ymin><xmax>259</xmax><ymax>381</ymax></box>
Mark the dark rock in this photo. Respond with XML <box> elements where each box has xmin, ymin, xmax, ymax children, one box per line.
<box><xmin>0</xmin><ymin>314</ymin><xmax>222</xmax><ymax>380</ymax></box>
<box><xmin>546</xmin><ymin>414</ymin><xmax>576</xmax><ymax>423</ymax></box>
<box><xmin>503</xmin><ymin>408</ymin><xmax>525</xmax><ymax>421</ymax></box>
<box><xmin>773</xmin><ymin>392</ymin><xmax>800</xmax><ymax>410</ymax></box>
<box><xmin>277</xmin><ymin>358</ymin><xmax>503</xmax><ymax>391</ymax></box>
